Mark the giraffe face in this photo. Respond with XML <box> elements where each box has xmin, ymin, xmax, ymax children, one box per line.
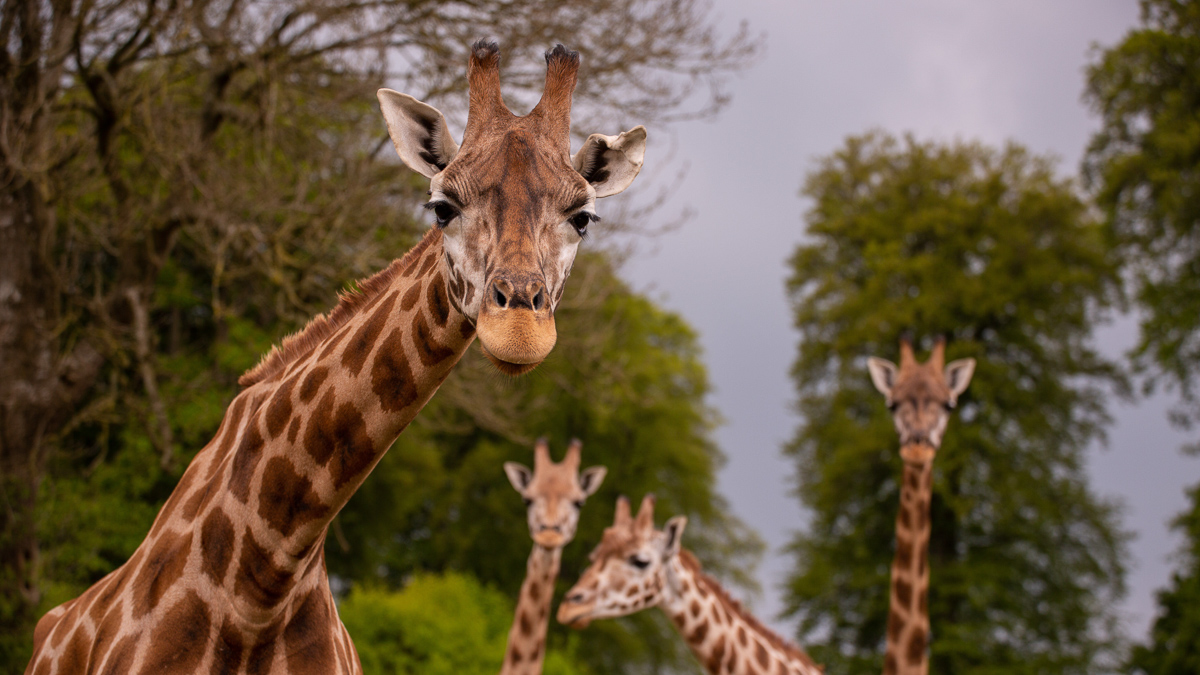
<box><xmin>557</xmin><ymin>495</ymin><xmax>685</xmax><ymax>628</ymax></box>
<box><xmin>378</xmin><ymin>42</ymin><xmax>647</xmax><ymax>376</ymax></box>
<box><xmin>505</xmin><ymin>439</ymin><xmax>606</xmax><ymax>549</ymax></box>
<box><xmin>868</xmin><ymin>338</ymin><xmax>975</xmax><ymax>463</ymax></box>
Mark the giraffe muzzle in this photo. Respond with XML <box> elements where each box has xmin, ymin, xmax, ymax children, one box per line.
<box><xmin>556</xmin><ymin>596</ymin><xmax>594</xmax><ymax>628</ymax></box>
<box><xmin>476</xmin><ymin>276</ymin><xmax>557</xmax><ymax>375</ymax></box>
<box><xmin>900</xmin><ymin>442</ymin><xmax>937</xmax><ymax>464</ymax></box>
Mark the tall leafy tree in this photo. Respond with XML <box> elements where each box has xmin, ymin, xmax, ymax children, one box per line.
<box><xmin>1085</xmin><ymin>0</ymin><xmax>1200</xmax><ymax>423</ymax></box>
<box><xmin>1085</xmin><ymin>2</ymin><xmax>1200</xmax><ymax>670</ymax></box>
<box><xmin>782</xmin><ymin>132</ymin><xmax>1129</xmax><ymax>674</ymax></box>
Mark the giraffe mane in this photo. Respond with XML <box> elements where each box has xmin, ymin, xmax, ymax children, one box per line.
<box><xmin>238</xmin><ymin>227</ymin><xmax>442</xmax><ymax>387</ymax></box>
<box><xmin>678</xmin><ymin>550</ymin><xmax>821</xmax><ymax>672</ymax></box>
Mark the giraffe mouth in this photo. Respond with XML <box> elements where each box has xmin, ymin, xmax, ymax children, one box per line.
<box><xmin>533</xmin><ymin>530</ymin><xmax>567</xmax><ymax>548</ymax></box>
<box><xmin>556</xmin><ymin>601</ymin><xmax>593</xmax><ymax>628</ymax></box>
<box><xmin>900</xmin><ymin>442</ymin><xmax>937</xmax><ymax>464</ymax></box>
<box><xmin>476</xmin><ymin>306</ymin><xmax>556</xmax><ymax>376</ymax></box>
<box><xmin>480</xmin><ymin>344</ymin><xmax>543</xmax><ymax>376</ymax></box>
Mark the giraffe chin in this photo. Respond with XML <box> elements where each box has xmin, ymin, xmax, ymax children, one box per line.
<box><xmin>900</xmin><ymin>442</ymin><xmax>937</xmax><ymax>464</ymax></box>
<box><xmin>476</xmin><ymin>308</ymin><xmax>556</xmax><ymax>376</ymax></box>
<box><xmin>480</xmin><ymin>345</ymin><xmax>543</xmax><ymax>376</ymax></box>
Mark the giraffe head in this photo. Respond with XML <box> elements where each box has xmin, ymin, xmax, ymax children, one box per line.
<box><xmin>505</xmin><ymin>438</ymin><xmax>607</xmax><ymax>549</ymax></box>
<box><xmin>868</xmin><ymin>337</ymin><xmax>975</xmax><ymax>464</ymax></box>
<box><xmin>377</xmin><ymin>41</ymin><xmax>647</xmax><ymax>375</ymax></box>
<box><xmin>556</xmin><ymin>494</ymin><xmax>685</xmax><ymax>628</ymax></box>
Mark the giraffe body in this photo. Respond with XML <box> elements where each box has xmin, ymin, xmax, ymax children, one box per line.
<box><xmin>26</xmin><ymin>41</ymin><xmax>647</xmax><ymax>674</ymax></box>
<box><xmin>500</xmin><ymin>439</ymin><xmax>605</xmax><ymax>675</ymax></box>
<box><xmin>867</xmin><ymin>337</ymin><xmax>975</xmax><ymax>675</ymax></box>
<box><xmin>558</xmin><ymin>496</ymin><xmax>823</xmax><ymax>675</ymax></box>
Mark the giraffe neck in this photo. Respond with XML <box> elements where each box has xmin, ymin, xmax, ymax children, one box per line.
<box><xmin>884</xmin><ymin>460</ymin><xmax>933</xmax><ymax>675</ymax></box>
<box><xmin>25</xmin><ymin>229</ymin><xmax>475</xmax><ymax>673</ymax></box>
<box><xmin>660</xmin><ymin>551</ymin><xmax>822</xmax><ymax>675</ymax></box>
<box><xmin>201</xmin><ymin>228</ymin><xmax>475</xmax><ymax>622</ymax></box>
<box><xmin>500</xmin><ymin>545</ymin><xmax>561</xmax><ymax>675</ymax></box>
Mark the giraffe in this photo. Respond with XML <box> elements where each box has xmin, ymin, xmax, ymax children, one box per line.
<box><xmin>557</xmin><ymin>495</ymin><xmax>823</xmax><ymax>675</ymax></box>
<box><xmin>866</xmin><ymin>337</ymin><xmax>975</xmax><ymax>675</ymax></box>
<box><xmin>26</xmin><ymin>40</ymin><xmax>647</xmax><ymax>675</ymax></box>
<box><xmin>500</xmin><ymin>438</ymin><xmax>606</xmax><ymax>675</ymax></box>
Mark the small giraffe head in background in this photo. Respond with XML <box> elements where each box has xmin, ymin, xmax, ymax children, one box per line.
<box><xmin>505</xmin><ymin>438</ymin><xmax>606</xmax><ymax>549</ymax></box>
<box><xmin>556</xmin><ymin>495</ymin><xmax>685</xmax><ymax>628</ymax></box>
<box><xmin>378</xmin><ymin>41</ymin><xmax>647</xmax><ymax>375</ymax></box>
<box><xmin>868</xmin><ymin>337</ymin><xmax>975</xmax><ymax>464</ymax></box>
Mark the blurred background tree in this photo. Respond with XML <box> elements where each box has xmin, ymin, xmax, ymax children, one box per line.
<box><xmin>0</xmin><ymin>0</ymin><xmax>760</xmax><ymax>670</ymax></box>
<box><xmin>780</xmin><ymin>132</ymin><xmax>1129</xmax><ymax>674</ymax></box>
<box><xmin>1127</xmin><ymin>483</ymin><xmax>1200</xmax><ymax>675</ymax></box>
<box><xmin>1085</xmin><ymin>2</ymin><xmax>1200</xmax><ymax>672</ymax></box>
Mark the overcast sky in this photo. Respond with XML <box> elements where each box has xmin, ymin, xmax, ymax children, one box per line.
<box><xmin>606</xmin><ymin>0</ymin><xmax>1197</xmax><ymax>643</ymax></box>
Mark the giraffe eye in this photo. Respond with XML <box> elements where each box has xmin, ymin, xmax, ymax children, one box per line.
<box><xmin>523</xmin><ymin>497</ymin><xmax>533</xmax><ymax>507</ymax></box>
<box><xmin>887</xmin><ymin>401</ymin><xmax>899</xmax><ymax>413</ymax></box>
<box><xmin>569</xmin><ymin>211</ymin><xmax>597</xmax><ymax>237</ymax></box>
<box><xmin>425</xmin><ymin>201</ymin><xmax>460</xmax><ymax>227</ymax></box>
<box><xmin>628</xmin><ymin>555</ymin><xmax>650</xmax><ymax>570</ymax></box>
<box><xmin>943</xmin><ymin>401</ymin><xmax>955</xmax><ymax>411</ymax></box>
<box><xmin>573</xmin><ymin>500</ymin><xmax>585</xmax><ymax>510</ymax></box>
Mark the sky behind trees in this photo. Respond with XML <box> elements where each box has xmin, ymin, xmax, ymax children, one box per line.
<box><xmin>616</xmin><ymin>0</ymin><xmax>1194</xmax><ymax>642</ymax></box>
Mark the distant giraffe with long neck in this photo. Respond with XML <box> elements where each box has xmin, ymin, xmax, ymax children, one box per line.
<box><xmin>26</xmin><ymin>41</ymin><xmax>648</xmax><ymax>675</ymax></box>
<box><xmin>867</xmin><ymin>337</ymin><xmax>975</xmax><ymax>675</ymax></box>
<box><xmin>500</xmin><ymin>438</ymin><xmax>605</xmax><ymax>675</ymax></box>
<box><xmin>558</xmin><ymin>495</ymin><xmax>823</xmax><ymax>675</ymax></box>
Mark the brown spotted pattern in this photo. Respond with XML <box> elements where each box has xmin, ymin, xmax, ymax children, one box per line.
<box><xmin>867</xmin><ymin>338</ymin><xmax>976</xmax><ymax>675</ymax></box>
<box><xmin>26</xmin><ymin>231</ymin><xmax>475</xmax><ymax>674</ymax></box>
<box><xmin>500</xmin><ymin>439</ymin><xmax>605</xmax><ymax>675</ymax></box>
<box><xmin>558</xmin><ymin>496</ymin><xmax>822</xmax><ymax>675</ymax></box>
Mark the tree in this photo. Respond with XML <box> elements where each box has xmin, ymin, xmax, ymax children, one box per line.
<box><xmin>0</xmin><ymin>0</ymin><xmax>759</xmax><ymax>668</ymax></box>
<box><xmin>1084</xmin><ymin>0</ymin><xmax>1200</xmax><ymax>426</ymax></box>
<box><xmin>1085</xmin><ymin>3</ymin><xmax>1200</xmax><ymax>670</ymax></box>
<box><xmin>781</xmin><ymin>132</ymin><xmax>1129</xmax><ymax>674</ymax></box>
<box><xmin>1128</xmin><ymin>484</ymin><xmax>1200</xmax><ymax>674</ymax></box>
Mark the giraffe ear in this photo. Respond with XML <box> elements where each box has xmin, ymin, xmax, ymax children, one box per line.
<box><xmin>378</xmin><ymin>89</ymin><xmax>460</xmax><ymax>178</ymax></box>
<box><xmin>572</xmin><ymin>126</ymin><xmax>647</xmax><ymax>198</ymax></box>
<box><xmin>578</xmin><ymin>466</ymin><xmax>607</xmax><ymax>496</ymax></box>
<box><xmin>661</xmin><ymin>516</ymin><xmax>687</xmax><ymax>558</ymax></box>
<box><xmin>867</xmin><ymin>357</ymin><xmax>897</xmax><ymax>398</ymax></box>
<box><xmin>944</xmin><ymin>358</ymin><xmax>976</xmax><ymax>404</ymax></box>
<box><xmin>504</xmin><ymin>462</ymin><xmax>533</xmax><ymax>493</ymax></box>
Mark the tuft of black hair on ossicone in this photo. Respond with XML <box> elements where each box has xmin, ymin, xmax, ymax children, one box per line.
<box><xmin>545</xmin><ymin>43</ymin><xmax>580</xmax><ymax>66</ymax></box>
<box><xmin>472</xmin><ymin>39</ymin><xmax>500</xmax><ymax>61</ymax></box>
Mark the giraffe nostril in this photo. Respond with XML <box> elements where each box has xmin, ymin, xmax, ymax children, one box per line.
<box><xmin>532</xmin><ymin>287</ymin><xmax>545</xmax><ymax>311</ymax></box>
<box><xmin>492</xmin><ymin>284</ymin><xmax>508</xmax><ymax>308</ymax></box>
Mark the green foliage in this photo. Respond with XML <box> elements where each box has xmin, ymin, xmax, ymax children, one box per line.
<box><xmin>340</xmin><ymin>572</ymin><xmax>589</xmax><ymax>675</ymax></box>
<box><xmin>782</xmin><ymin>132</ymin><xmax>1129</xmax><ymax>674</ymax></box>
<box><xmin>1084</xmin><ymin>0</ymin><xmax>1200</xmax><ymax>422</ymax></box>
<box><xmin>1129</xmin><ymin>483</ymin><xmax>1200</xmax><ymax>674</ymax></box>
